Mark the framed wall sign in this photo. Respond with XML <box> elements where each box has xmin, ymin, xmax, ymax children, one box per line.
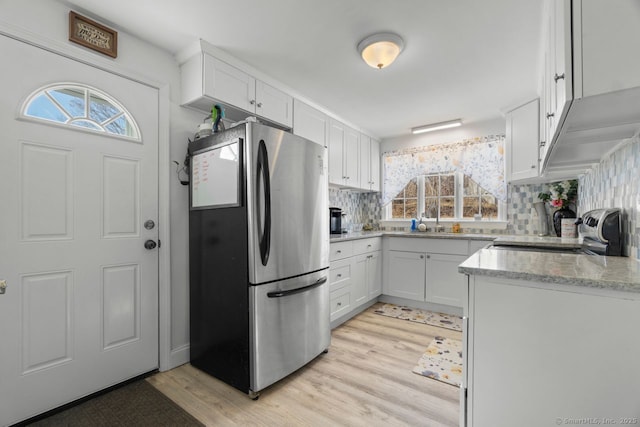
<box><xmin>69</xmin><ymin>11</ymin><xmax>118</xmax><ymax>58</ymax></box>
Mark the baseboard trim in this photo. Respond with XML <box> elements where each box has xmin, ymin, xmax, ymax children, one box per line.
<box><xmin>378</xmin><ymin>295</ymin><xmax>463</xmax><ymax>317</ymax></box>
<box><xmin>166</xmin><ymin>344</ymin><xmax>190</xmax><ymax>371</ymax></box>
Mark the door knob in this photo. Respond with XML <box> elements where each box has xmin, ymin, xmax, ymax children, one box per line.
<box><xmin>144</xmin><ymin>240</ymin><xmax>157</xmax><ymax>250</ymax></box>
<box><xmin>144</xmin><ymin>220</ymin><xmax>155</xmax><ymax>230</ymax></box>
<box><xmin>0</xmin><ymin>280</ymin><xmax>6</xmax><ymax>295</ymax></box>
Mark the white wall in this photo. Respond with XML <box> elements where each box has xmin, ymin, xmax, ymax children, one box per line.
<box><xmin>0</xmin><ymin>0</ymin><xmax>200</xmax><ymax>368</ymax></box>
<box><xmin>381</xmin><ymin>117</ymin><xmax>505</xmax><ymax>153</ymax></box>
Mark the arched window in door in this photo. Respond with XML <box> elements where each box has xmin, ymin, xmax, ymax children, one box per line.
<box><xmin>21</xmin><ymin>83</ymin><xmax>141</xmax><ymax>141</ymax></box>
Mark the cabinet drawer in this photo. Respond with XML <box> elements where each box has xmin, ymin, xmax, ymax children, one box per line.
<box><xmin>330</xmin><ymin>289</ymin><xmax>351</xmax><ymax>320</ymax></box>
<box><xmin>353</xmin><ymin>237</ymin><xmax>381</xmax><ymax>255</ymax></box>
<box><xmin>330</xmin><ymin>241</ymin><xmax>353</xmax><ymax>261</ymax></box>
<box><xmin>388</xmin><ymin>237</ymin><xmax>468</xmax><ymax>255</ymax></box>
<box><xmin>329</xmin><ymin>258</ymin><xmax>351</xmax><ymax>292</ymax></box>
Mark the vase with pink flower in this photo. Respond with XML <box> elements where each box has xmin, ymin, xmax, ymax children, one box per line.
<box><xmin>538</xmin><ymin>180</ymin><xmax>578</xmax><ymax>237</ymax></box>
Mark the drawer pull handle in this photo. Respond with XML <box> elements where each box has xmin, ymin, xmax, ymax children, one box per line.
<box><xmin>337</xmin><ymin>302</ymin><xmax>342</xmax><ymax>306</ymax></box>
<box><xmin>336</xmin><ymin>274</ymin><xmax>342</xmax><ymax>278</ymax></box>
<box><xmin>367</xmin><ymin>244</ymin><xmax>372</xmax><ymax>247</ymax></box>
<box><xmin>336</xmin><ymin>250</ymin><xmax>342</xmax><ymax>253</ymax></box>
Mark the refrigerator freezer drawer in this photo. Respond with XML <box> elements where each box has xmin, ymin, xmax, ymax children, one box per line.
<box><xmin>249</xmin><ymin>269</ymin><xmax>330</xmax><ymax>392</ymax></box>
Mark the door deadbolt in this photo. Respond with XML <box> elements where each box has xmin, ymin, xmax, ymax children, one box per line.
<box><xmin>144</xmin><ymin>240</ymin><xmax>157</xmax><ymax>250</ymax></box>
<box><xmin>144</xmin><ymin>220</ymin><xmax>155</xmax><ymax>230</ymax></box>
<box><xmin>0</xmin><ymin>280</ymin><xmax>7</xmax><ymax>295</ymax></box>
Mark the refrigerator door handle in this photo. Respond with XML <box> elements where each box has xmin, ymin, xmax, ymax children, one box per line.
<box><xmin>257</xmin><ymin>140</ymin><xmax>271</xmax><ymax>266</ymax></box>
<box><xmin>266</xmin><ymin>276</ymin><xmax>328</xmax><ymax>298</ymax></box>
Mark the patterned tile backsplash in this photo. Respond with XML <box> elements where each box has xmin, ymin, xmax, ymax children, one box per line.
<box><xmin>329</xmin><ymin>188</ymin><xmax>382</xmax><ymax>231</ymax></box>
<box><xmin>578</xmin><ymin>136</ymin><xmax>640</xmax><ymax>259</ymax></box>
<box><xmin>330</xmin><ymin>185</ymin><xmax>553</xmax><ymax>235</ymax></box>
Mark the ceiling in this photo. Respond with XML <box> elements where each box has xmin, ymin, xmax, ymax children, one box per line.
<box><xmin>66</xmin><ymin>0</ymin><xmax>544</xmax><ymax>139</ymax></box>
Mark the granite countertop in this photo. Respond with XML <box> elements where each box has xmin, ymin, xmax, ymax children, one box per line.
<box><xmin>329</xmin><ymin>231</ymin><xmax>385</xmax><ymax>242</ymax></box>
<box><xmin>329</xmin><ymin>231</ymin><xmax>497</xmax><ymax>243</ymax></box>
<box><xmin>493</xmin><ymin>235</ymin><xmax>582</xmax><ymax>248</ymax></box>
<box><xmin>459</xmin><ymin>248</ymin><xmax>640</xmax><ymax>294</ymax></box>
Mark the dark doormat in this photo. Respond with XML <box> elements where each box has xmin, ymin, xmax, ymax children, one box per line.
<box><xmin>25</xmin><ymin>380</ymin><xmax>204</xmax><ymax>427</ymax></box>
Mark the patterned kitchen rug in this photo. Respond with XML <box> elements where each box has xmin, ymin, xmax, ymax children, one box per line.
<box><xmin>412</xmin><ymin>336</ymin><xmax>463</xmax><ymax>387</ymax></box>
<box><xmin>373</xmin><ymin>303</ymin><xmax>463</xmax><ymax>332</ymax></box>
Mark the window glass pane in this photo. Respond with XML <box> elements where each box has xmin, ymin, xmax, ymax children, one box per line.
<box><xmin>405</xmin><ymin>179</ymin><xmax>418</xmax><ymax>198</ymax></box>
<box><xmin>481</xmin><ymin>195</ymin><xmax>498</xmax><ymax>218</ymax></box>
<box><xmin>464</xmin><ymin>175</ymin><xmax>480</xmax><ymax>195</ymax></box>
<box><xmin>22</xmin><ymin>84</ymin><xmax>141</xmax><ymax>141</ymax></box>
<box><xmin>48</xmin><ymin>88</ymin><xmax>85</xmax><ymax>118</ymax></box>
<box><xmin>440</xmin><ymin>175</ymin><xmax>455</xmax><ymax>196</ymax></box>
<box><xmin>424</xmin><ymin>197</ymin><xmax>438</xmax><ymax>217</ymax></box>
<box><xmin>440</xmin><ymin>197</ymin><xmax>455</xmax><ymax>218</ymax></box>
<box><xmin>90</xmin><ymin>93</ymin><xmax>121</xmax><ymax>123</ymax></box>
<box><xmin>25</xmin><ymin>95</ymin><xmax>67</xmax><ymax>123</ymax></box>
<box><xmin>405</xmin><ymin>199</ymin><xmax>417</xmax><ymax>219</ymax></box>
<box><xmin>424</xmin><ymin>176</ymin><xmax>438</xmax><ymax>197</ymax></box>
<box><xmin>104</xmin><ymin>116</ymin><xmax>130</xmax><ymax>136</ymax></box>
<box><xmin>463</xmin><ymin>197</ymin><xmax>480</xmax><ymax>218</ymax></box>
<box><xmin>71</xmin><ymin>119</ymin><xmax>101</xmax><ymax>130</ymax></box>
<box><xmin>392</xmin><ymin>199</ymin><xmax>405</xmax><ymax>218</ymax></box>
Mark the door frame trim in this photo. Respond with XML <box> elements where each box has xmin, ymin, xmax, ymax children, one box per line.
<box><xmin>0</xmin><ymin>21</ymin><xmax>174</xmax><ymax>371</ymax></box>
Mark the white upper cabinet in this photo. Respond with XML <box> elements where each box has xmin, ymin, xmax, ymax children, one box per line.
<box><xmin>181</xmin><ymin>53</ymin><xmax>293</xmax><ymax>128</ymax></box>
<box><xmin>255</xmin><ymin>80</ymin><xmax>293</xmax><ymax>128</ymax></box>
<box><xmin>329</xmin><ymin>119</ymin><xmax>360</xmax><ymax>188</ymax></box>
<box><xmin>506</xmin><ymin>99</ymin><xmax>540</xmax><ymax>183</ymax></box>
<box><xmin>202</xmin><ymin>54</ymin><xmax>255</xmax><ymax>113</ymax></box>
<box><xmin>541</xmin><ymin>0</ymin><xmax>640</xmax><ymax>177</ymax></box>
<box><xmin>344</xmin><ymin>126</ymin><xmax>360</xmax><ymax>188</ymax></box>
<box><xmin>578</xmin><ymin>0</ymin><xmax>640</xmax><ymax>97</ymax></box>
<box><xmin>359</xmin><ymin>134</ymin><xmax>381</xmax><ymax>192</ymax></box>
<box><xmin>292</xmin><ymin>99</ymin><xmax>329</xmax><ymax>146</ymax></box>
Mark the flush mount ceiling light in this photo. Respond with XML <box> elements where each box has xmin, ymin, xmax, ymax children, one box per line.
<box><xmin>411</xmin><ymin>119</ymin><xmax>463</xmax><ymax>134</ymax></box>
<box><xmin>357</xmin><ymin>32</ymin><xmax>404</xmax><ymax>69</ymax></box>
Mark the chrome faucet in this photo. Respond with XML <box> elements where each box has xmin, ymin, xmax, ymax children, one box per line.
<box><xmin>428</xmin><ymin>205</ymin><xmax>445</xmax><ymax>232</ymax></box>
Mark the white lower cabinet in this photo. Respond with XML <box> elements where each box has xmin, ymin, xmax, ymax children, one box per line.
<box><xmin>465</xmin><ymin>276</ymin><xmax>640</xmax><ymax>427</ymax></box>
<box><xmin>383</xmin><ymin>237</ymin><xmax>493</xmax><ymax>309</ymax></box>
<box><xmin>426</xmin><ymin>253</ymin><xmax>468</xmax><ymax>307</ymax></box>
<box><xmin>329</xmin><ymin>237</ymin><xmax>381</xmax><ymax>324</ymax></box>
<box><xmin>385</xmin><ymin>251</ymin><xmax>426</xmax><ymax>300</ymax></box>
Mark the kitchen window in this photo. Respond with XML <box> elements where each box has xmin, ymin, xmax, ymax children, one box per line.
<box><xmin>388</xmin><ymin>172</ymin><xmax>503</xmax><ymax>221</ymax></box>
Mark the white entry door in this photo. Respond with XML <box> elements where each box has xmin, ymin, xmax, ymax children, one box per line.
<box><xmin>0</xmin><ymin>35</ymin><xmax>159</xmax><ymax>425</ymax></box>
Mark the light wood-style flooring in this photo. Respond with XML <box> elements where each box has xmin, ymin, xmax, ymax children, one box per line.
<box><xmin>147</xmin><ymin>303</ymin><xmax>461</xmax><ymax>426</ymax></box>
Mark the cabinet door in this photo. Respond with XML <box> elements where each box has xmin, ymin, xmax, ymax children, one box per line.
<box><xmin>328</xmin><ymin>119</ymin><xmax>345</xmax><ymax>185</ymax></box>
<box><xmin>425</xmin><ymin>253</ymin><xmax>468</xmax><ymax>307</ymax></box>
<box><xmin>203</xmin><ymin>54</ymin><xmax>255</xmax><ymax>113</ymax></box>
<box><xmin>549</xmin><ymin>0</ymin><xmax>572</xmax><ymax>142</ymax></box>
<box><xmin>385</xmin><ymin>251</ymin><xmax>426</xmax><ymax>301</ymax></box>
<box><xmin>579</xmin><ymin>0</ymin><xmax>640</xmax><ymax>97</ymax></box>
<box><xmin>344</xmin><ymin>126</ymin><xmax>360</xmax><ymax>188</ymax></box>
<box><xmin>370</xmin><ymin>138</ymin><xmax>380</xmax><ymax>192</ymax></box>
<box><xmin>359</xmin><ymin>133</ymin><xmax>371</xmax><ymax>190</ymax></box>
<box><xmin>352</xmin><ymin>254</ymin><xmax>368</xmax><ymax>306</ymax></box>
<box><xmin>506</xmin><ymin>99</ymin><xmax>539</xmax><ymax>182</ymax></box>
<box><xmin>368</xmin><ymin>251</ymin><xmax>382</xmax><ymax>299</ymax></box>
<box><xmin>256</xmin><ymin>80</ymin><xmax>293</xmax><ymax>128</ymax></box>
<box><xmin>293</xmin><ymin>99</ymin><xmax>328</xmax><ymax>146</ymax></box>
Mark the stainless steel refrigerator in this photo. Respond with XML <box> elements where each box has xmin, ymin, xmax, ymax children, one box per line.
<box><xmin>188</xmin><ymin>121</ymin><xmax>330</xmax><ymax>397</ymax></box>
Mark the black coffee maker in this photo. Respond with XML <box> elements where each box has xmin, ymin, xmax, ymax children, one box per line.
<box><xmin>329</xmin><ymin>207</ymin><xmax>342</xmax><ymax>234</ymax></box>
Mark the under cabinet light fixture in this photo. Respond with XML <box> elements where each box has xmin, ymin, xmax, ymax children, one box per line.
<box><xmin>411</xmin><ymin>119</ymin><xmax>462</xmax><ymax>134</ymax></box>
<box><xmin>357</xmin><ymin>32</ymin><xmax>404</xmax><ymax>69</ymax></box>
